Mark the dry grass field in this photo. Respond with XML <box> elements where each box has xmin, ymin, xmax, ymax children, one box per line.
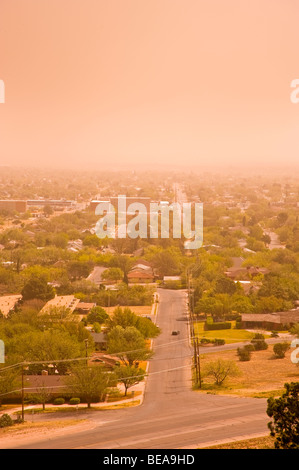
<box><xmin>204</xmin><ymin>435</ymin><xmax>275</xmax><ymax>449</ymax></box>
<box><xmin>198</xmin><ymin>344</ymin><xmax>299</xmax><ymax>398</ymax></box>
<box><xmin>105</xmin><ymin>305</ymin><xmax>153</xmax><ymax>316</ymax></box>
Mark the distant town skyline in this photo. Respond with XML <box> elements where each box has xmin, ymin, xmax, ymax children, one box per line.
<box><xmin>0</xmin><ymin>0</ymin><xmax>299</xmax><ymax>171</ymax></box>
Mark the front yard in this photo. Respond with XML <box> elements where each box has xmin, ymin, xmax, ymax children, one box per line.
<box><xmin>194</xmin><ymin>321</ymin><xmax>261</xmax><ymax>344</ymax></box>
<box><xmin>197</xmin><ymin>344</ymin><xmax>299</xmax><ymax>398</ymax></box>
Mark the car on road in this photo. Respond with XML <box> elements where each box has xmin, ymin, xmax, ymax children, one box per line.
<box><xmin>171</xmin><ymin>330</ymin><xmax>180</xmax><ymax>335</ymax></box>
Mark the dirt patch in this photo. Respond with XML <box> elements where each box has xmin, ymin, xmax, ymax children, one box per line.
<box><xmin>198</xmin><ymin>344</ymin><xmax>299</xmax><ymax>397</ymax></box>
<box><xmin>0</xmin><ymin>418</ymin><xmax>95</xmax><ymax>449</ymax></box>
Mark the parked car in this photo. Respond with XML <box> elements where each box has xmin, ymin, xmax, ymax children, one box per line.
<box><xmin>171</xmin><ymin>330</ymin><xmax>180</xmax><ymax>335</ymax></box>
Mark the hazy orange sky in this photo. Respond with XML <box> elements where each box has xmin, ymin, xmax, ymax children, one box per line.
<box><xmin>0</xmin><ymin>0</ymin><xmax>299</xmax><ymax>171</ymax></box>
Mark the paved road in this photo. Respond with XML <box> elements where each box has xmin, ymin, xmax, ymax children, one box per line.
<box><xmin>16</xmin><ymin>289</ymin><xmax>269</xmax><ymax>449</ymax></box>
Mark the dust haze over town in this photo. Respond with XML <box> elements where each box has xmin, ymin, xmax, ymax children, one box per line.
<box><xmin>0</xmin><ymin>0</ymin><xmax>299</xmax><ymax>172</ymax></box>
<box><xmin>0</xmin><ymin>0</ymin><xmax>299</xmax><ymax>453</ymax></box>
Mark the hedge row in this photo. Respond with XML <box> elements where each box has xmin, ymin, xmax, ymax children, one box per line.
<box><xmin>204</xmin><ymin>322</ymin><xmax>231</xmax><ymax>330</ymax></box>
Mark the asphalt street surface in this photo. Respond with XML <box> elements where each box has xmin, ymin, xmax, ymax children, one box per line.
<box><xmin>16</xmin><ymin>289</ymin><xmax>270</xmax><ymax>449</ymax></box>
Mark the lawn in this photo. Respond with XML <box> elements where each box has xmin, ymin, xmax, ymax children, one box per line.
<box><xmin>194</xmin><ymin>321</ymin><xmax>258</xmax><ymax>344</ymax></box>
<box><xmin>197</xmin><ymin>344</ymin><xmax>299</xmax><ymax>397</ymax></box>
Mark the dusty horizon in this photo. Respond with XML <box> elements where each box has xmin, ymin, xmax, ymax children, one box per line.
<box><xmin>0</xmin><ymin>0</ymin><xmax>299</xmax><ymax>171</ymax></box>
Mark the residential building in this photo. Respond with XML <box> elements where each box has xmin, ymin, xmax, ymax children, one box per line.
<box><xmin>241</xmin><ymin>310</ymin><xmax>299</xmax><ymax>330</ymax></box>
<box><xmin>40</xmin><ymin>295</ymin><xmax>80</xmax><ymax>314</ymax></box>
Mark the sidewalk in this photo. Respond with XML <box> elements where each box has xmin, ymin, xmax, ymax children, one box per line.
<box><xmin>0</xmin><ymin>384</ymin><xmax>146</xmax><ymax>419</ymax></box>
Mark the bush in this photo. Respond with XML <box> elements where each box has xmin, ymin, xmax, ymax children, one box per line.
<box><xmin>252</xmin><ymin>333</ymin><xmax>265</xmax><ymax>340</ymax></box>
<box><xmin>251</xmin><ymin>333</ymin><xmax>268</xmax><ymax>351</ymax></box>
<box><xmin>273</xmin><ymin>343</ymin><xmax>289</xmax><ymax>359</ymax></box>
<box><xmin>200</xmin><ymin>338</ymin><xmax>211</xmax><ymax>344</ymax></box>
<box><xmin>237</xmin><ymin>347</ymin><xmax>252</xmax><ymax>361</ymax></box>
<box><xmin>235</xmin><ymin>321</ymin><xmax>243</xmax><ymax>329</ymax></box>
<box><xmin>53</xmin><ymin>398</ymin><xmax>65</xmax><ymax>405</ymax></box>
<box><xmin>213</xmin><ymin>338</ymin><xmax>225</xmax><ymax>346</ymax></box>
<box><xmin>251</xmin><ymin>339</ymin><xmax>268</xmax><ymax>351</ymax></box>
<box><xmin>271</xmin><ymin>331</ymin><xmax>279</xmax><ymax>338</ymax></box>
<box><xmin>0</xmin><ymin>414</ymin><xmax>13</xmax><ymax>428</ymax></box>
<box><xmin>204</xmin><ymin>322</ymin><xmax>231</xmax><ymax>331</ymax></box>
<box><xmin>69</xmin><ymin>397</ymin><xmax>81</xmax><ymax>405</ymax></box>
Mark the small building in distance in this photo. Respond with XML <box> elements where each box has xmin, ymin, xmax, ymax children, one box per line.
<box><xmin>89</xmin><ymin>197</ymin><xmax>151</xmax><ymax>214</ymax></box>
<box><xmin>225</xmin><ymin>265</ymin><xmax>269</xmax><ymax>280</ymax></box>
<box><xmin>75</xmin><ymin>302</ymin><xmax>96</xmax><ymax>315</ymax></box>
<box><xmin>127</xmin><ymin>259</ymin><xmax>155</xmax><ymax>284</ymax></box>
<box><xmin>0</xmin><ymin>200</ymin><xmax>27</xmax><ymax>213</ymax></box>
<box><xmin>90</xmin><ymin>331</ymin><xmax>107</xmax><ymax>351</ymax></box>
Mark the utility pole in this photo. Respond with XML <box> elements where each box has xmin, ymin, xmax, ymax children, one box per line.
<box><xmin>188</xmin><ymin>266</ymin><xmax>199</xmax><ymax>388</ymax></box>
<box><xmin>84</xmin><ymin>339</ymin><xmax>88</xmax><ymax>366</ymax></box>
<box><xmin>21</xmin><ymin>364</ymin><xmax>24</xmax><ymax>422</ymax></box>
<box><xmin>195</xmin><ymin>337</ymin><xmax>202</xmax><ymax>389</ymax></box>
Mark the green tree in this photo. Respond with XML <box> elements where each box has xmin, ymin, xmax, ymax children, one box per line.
<box><xmin>107</xmin><ymin>307</ymin><xmax>160</xmax><ymax>338</ymax></box>
<box><xmin>87</xmin><ymin>306</ymin><xmax>108</xmax><ymax>325</ymax></box>
<box><xmin>102</xmin><ymin>268</ymin><xmax>124</xmax><ymax>282</ymax></box>
<box><xmin>21</xmin><ymin>274</ymin><xmax>55</xmax><ymax>302</ymax></box>
<box><xmin>214</xmin><ymin>276</ymin><xmax>237</xmax><ymax>295</ymax></box>
<box><xmin>115</xmin><ymin>365</ymin><xmax>145</xmax><ymax>396</ymax></box>
<box><xmin>267</xmin><ymin>382</ymin><xmax>299</xmax><ymax>448</ymax></box>
<box><xmin>66</xmin><ymin>364</ymin><xmax>114</xmax><ymax>407</ymax></box>
<box><xmin>32</xmin><ymin>381</ymin><xmax>53</xmax><ymax>411</ymax></box>
<box><xmin>258</xmin><ymin>274</ymin><xmax>299</xmax><ymax>302</ymax></box>
<box><xmin>107</xmin><ymin>325</ymin><xmax>152</xmax><ymax>366</ymax></box>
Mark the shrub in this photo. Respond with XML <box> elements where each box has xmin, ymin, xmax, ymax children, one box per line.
<box><xmin>251</xmin><ymin>338</ymin><xmax>268</xmax><ymax>351</ymax></box>
<box><xmin>251</xmin><ymin>334</ymin><xmax>268</xmax><ymax>351</ymax></box>
<box><xmin>204</xmin><ymin>322</ymin><xmax>231</xmax><ymax>331</ymax></box>
<box><xmin>0</xmin><ymin>414</ymin><xmax>13</xmax><ymax>428</ymax></box>
<box><xmin>53</xmin><ymin>398</ymin><xmax>65</xmax><ymax>405</ymax></box>
<box><xmin>273</xmin><ymin>342</ymin><xmax>289</xmax><ymax>359</ymax></box>
<box><xmin>235</xmin><ymin>321</ymin><xmax>243</xmax><ymax>329</ymax></box>
<box><xmin>252</xmin><ymin>333</ymin><xmax>265</xmax><ymax>340</ymax></box>
<box><xmin>200</xmin><ymin>338</ymin><xmax>211</xmax><ymax>344</ymax></box>
<box><xmin>69</xmin><ymin>397</ymin><xmax>81</xmax><ymax>405</ymax></box>
<box><xmin>237</xmin><ymin>347</ymin><xmax>252</xmax><ymax>361</ymax></box>
<box><xmin>271</xmin><ymin>331</ymin><xmax>279</xmax><ymax>338</ymax></box>
<box><xmin>213</xmin><ymin>338</ymin><xmax>225</xmax><ymax>346</ymax></box>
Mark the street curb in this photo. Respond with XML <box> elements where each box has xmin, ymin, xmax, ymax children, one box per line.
<box><xmin>180</xmin><ymin>432</ymin><xmax>270</xmax><ymax>449</ymax></box>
